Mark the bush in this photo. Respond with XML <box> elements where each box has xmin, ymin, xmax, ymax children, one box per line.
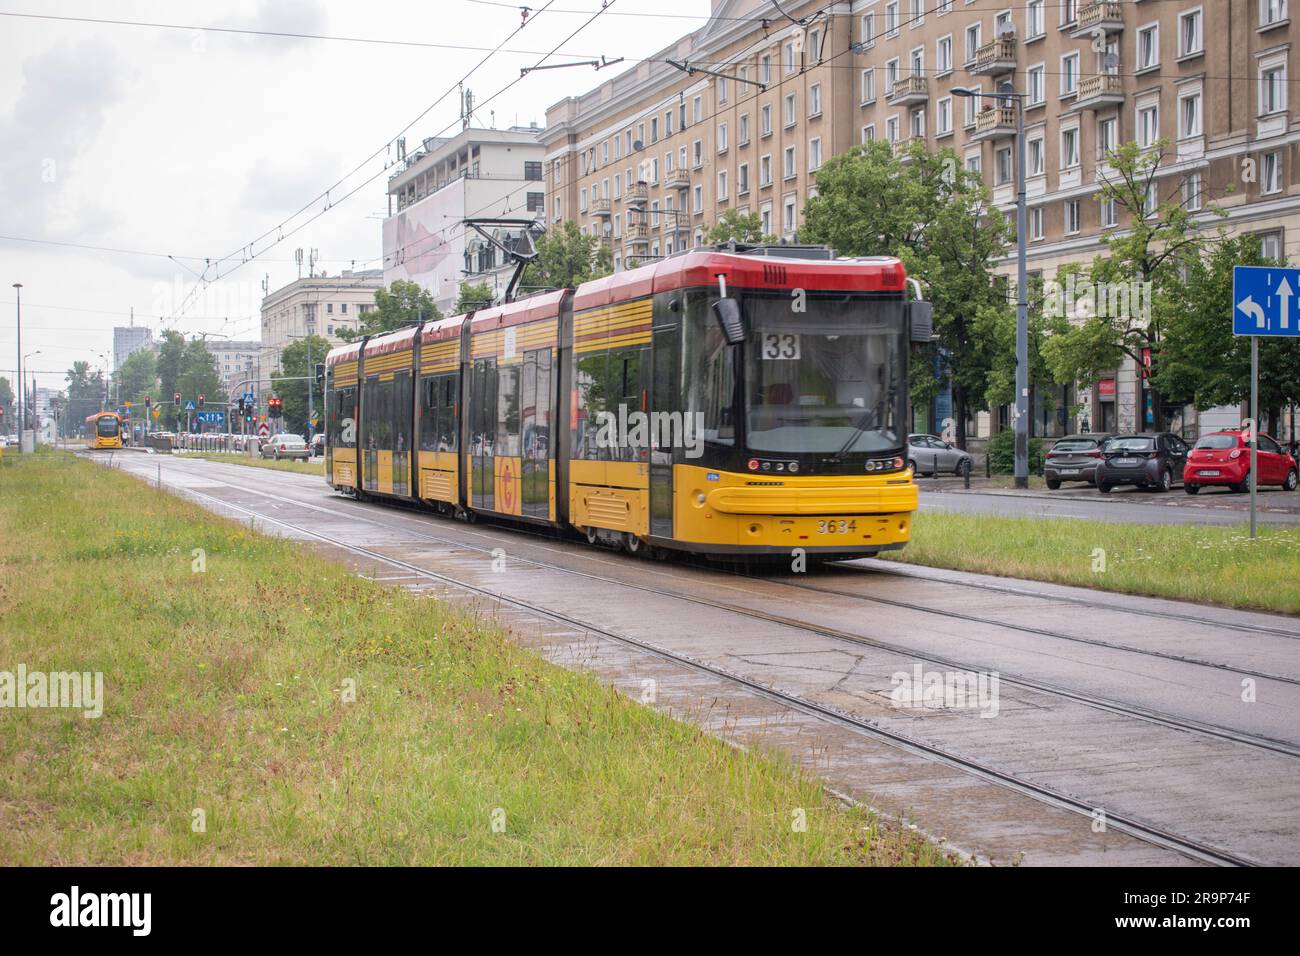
<box><xmin>987</xmin><ymin>429</ymin><xmax>1044</xmax><ymax>475</ymax></box>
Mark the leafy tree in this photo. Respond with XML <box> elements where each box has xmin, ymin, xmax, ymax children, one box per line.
<box><xmin>339</xmin><ymin>280</ymin><xmax>440</xmax><ymax>341</ymax></box>
<box><xmin>270</xmin><ymin>334</ymin><xmax>331</xmax><ymax>437</ymax></box>
<box><xmin>519</xmin><ymin>220</ymin><xmax>612</xmax><ymax>292</ymax></box>
<box><xmin>114</xmin><ymin>349</ymin><xmax>158</xmax><ymax>408</ymax></box>
<box><xmin>0</xmin><ymin>376</ymin><xmax>13</xmax><ymax>428</ymax></box>
<box><xmin>706</xmin><ymin>209</ymin><xmax>776</xmax><ymax>245</ymax></box>
<box><xmin>64</xmin><ymin>361</ymin><xmax>104</xmax><ymax>430</ymax></box>
<box><xmin>455</xmin><ymin>280</ymin><xmax>495</xmax><ymax>313</ymax></box>
<box><xmin>803</xmin><ymin>139</ymin><xmax>1015</xmax><ymax>447</ymax></box>
<box><xmin>156</xmin><ymin>329</ymin><xmax>186</xmax><ymax>411</ymax></box>
<box><xmin>1041</xmin><ymin>139</ymin><xmax>1224</xmax><ymax>429</ymax></box>
<box><xmin>1154</xmin><ymin>235</ymin><xmax>1300</xmax><ymax>434</ymax></box>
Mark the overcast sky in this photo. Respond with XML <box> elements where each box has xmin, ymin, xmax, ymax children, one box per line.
<box><xmin>0</xmin><ymin>0</ymin><xmax>708</xmax><ymax>393</ymax></box>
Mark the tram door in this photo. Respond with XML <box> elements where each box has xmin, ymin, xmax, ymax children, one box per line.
<box><xmin>363</xmin><ymin>373</ymin><xmax>379</xmax><ymax>492</ymax></box>
<box><xmin>649</xmin><ymin>317</ymin><xmax>681</xmax><ymax>538</ymax></box>
<box><xmin>392</xmin><ymin>369</ymin><xmax>412</xmax><ymax>495</ymax></box>
<box><xmin>470</xmin><ymin>358</ymin><xmax>497</xmax><ymax>510</ymax></box>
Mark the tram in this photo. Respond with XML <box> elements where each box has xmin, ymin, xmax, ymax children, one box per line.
<box><xmin>84</xmin><ymin>412</ymin><xmax>124</xmax><ymax>450</ymax></box>
<box><xmin>325</xmin><ymin>245</ymin><xmax>930</xmax><ymax>560</ymax></box>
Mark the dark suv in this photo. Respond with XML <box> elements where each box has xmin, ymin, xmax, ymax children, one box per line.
<box><xmin>1044</xmin><ymin>433</ymin><xmax>1112</xmax><ymax>489</ymax></box>
<box><xmin>1097</xmin><ymin>433</ymin><xmax>1190</xmax><ymax>493</ymax></box>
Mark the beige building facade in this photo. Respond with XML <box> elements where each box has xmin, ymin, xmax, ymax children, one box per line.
<box><xmin>543</xmin><ymin>0</ymin><xmax>1300</xmax><ymax>440</ymax></box>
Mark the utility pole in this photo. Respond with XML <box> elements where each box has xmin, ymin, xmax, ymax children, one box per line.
<box><xmin>12</xmin><ymin>282</ymin><xmax>21</xmax><ymax>452</ymax></box>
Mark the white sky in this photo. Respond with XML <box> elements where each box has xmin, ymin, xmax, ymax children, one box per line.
<box><xmin>0</xmin><ymin>0</ymin><xmax>710</xmax><ymax>393</ymax></box>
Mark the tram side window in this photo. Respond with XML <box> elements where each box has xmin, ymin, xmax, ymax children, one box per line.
<box><xmin>419</xmin><ymin>374</ymin><xmax>459</xmax><ymax>452</ymax></box>
<box><xmin>496</xmin><ymin>364</ymin><xmax>521</xmax><ymax>458</ymax></box>
<box><xmin>438</xmin><ymin>375</ymin><xmax>457</xmax><ymax>451</ymax></box>
<box><xmin>331</xmin><ymin>386</ymin><xmax>357</xmax><ymax>447</ymax></box>
<box><xmin>573</xmin><ymin>350</ymin><xmax>611</xmax><ymax>460</ymax></box>
<box><xmin>393</xmin><ymin>369</ymin><xmax>412</xmax><ymax>455</ymax></box>
<box><xmin>683</xmin><ymin>295</ymin><xmax>736</xmax><ymax>446</ymax></box>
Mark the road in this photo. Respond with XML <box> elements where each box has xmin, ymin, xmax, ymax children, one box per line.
<box><xmin>919</xmin><ymin>481</ymin><xmax>1300</xmax><ymax>526</ymax></box>
<box><xmin>110</xmin><ymin>452</ymin><xmax>1300</xmax><ymax>866</ymax></box>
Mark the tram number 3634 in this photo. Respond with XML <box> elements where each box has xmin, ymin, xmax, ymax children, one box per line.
<box><xmin>817</xmin><ymin>519</ymin><xmax>858</xmax><ymax>534</ymax></box>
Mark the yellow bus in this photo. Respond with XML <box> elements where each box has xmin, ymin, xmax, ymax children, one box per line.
<box><xmin>85</xmin><ymin>412</ymin><xmax>123</xmax><ymax>449</ymax></box>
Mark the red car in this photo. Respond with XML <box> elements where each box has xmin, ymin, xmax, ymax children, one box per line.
<box><xmin>1183</xmin><ymin>430</ymin><xmax>1298</xmax><ymax>494</ymax></box>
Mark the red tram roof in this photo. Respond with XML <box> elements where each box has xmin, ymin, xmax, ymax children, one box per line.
<box><xmin>325</xmin><ymin>340</ymin><xmax>363</xmax><ymax>367</ymax></box>
<box><xmin>362</xmin><ymin>324</ymin><xmax>419</xmax><ymax>358</ymax></box>
<box><xmin>469</xmin><ymin>289</ymin><xmax>566</xmax><ymax>334</ymax></box>
<box><xmin>572</xmin><ymin>250</ymin><xmax>906</xmax><ymax>312</ymax></box>
<box><xmin>421</xmin><ymin>314</ymin><xmax>467</xmax><ymax>344</ymax></box>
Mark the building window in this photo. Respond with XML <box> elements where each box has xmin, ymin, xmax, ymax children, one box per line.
<box><xmin>693</xmin><ymin>184</ymin><xmax>703</xmax><ymax>213</ymax></box>
<box><xmin>761</xmin><ymin>54</ymin><xmax>772</xmax><ymax>86</ymax></box>
<box><xmin>964</xmin><ymin>86</ymin><xmax>982</xmax><ymax>127</ymax></box>
<box><xmin>783</xmin><ymin>145</ymin><xmax>796</xmax><ymax>180</ymax></box>
<box><xmin>580</xmin><ymin>187</ymin><xmax>588</xmax><ymax>212</ymax></box>
<box><xmin>784</xmin><ymin>39</ymin><xmax>797</xmax><ymax>74</ymax></box>
<box><xmin>809</xmin><ymin>82</ymin><xmax>822</xmax><ymax>117</ymax></box>
<box><xmin>783</xmin><ymin>195</ymin><xmax>797</xmax><ymax>234</ymax></box>
<box><xmin>1027</xmin><ymin>65</ymin><xmax>1045</xmax><ymax>105</ymax></box>
<box><xmin>1061</xmin><ymin>0</ymin><xmax>1077</xmax><ymax>25</ymax></box>
<box><xmin>937</xmin><ymin>96</ymin><xmax>952</xmax><ymax>135</ymax></box>
<box><xmin>1144</xmin><ymin>182</ymin><xmax>1159</xmax><ymax>217</ymax></box>
<box><xmin>808</xmin><ymin>136</ymin><xmax>822</xmax><ymax>171</ymax></box>
<box><xmin>1263</xmin><ymin>150</ymin><xmax>1284</xmax><ymax>194</ymax></box>
<box><xmin>760</xmin><ymin>154</ymin><xmax>772</xmax><ymax>187</ymax></box>
<box><xmin>862</xmin><ymin>124</ymin><xmax>876</xmax><ymax>143</ymax></box>
<box><xmin>718</xmin><ymin>77</ymin><xmax>729</xmax><ymax>104</ymax></box>
<box><xmin>964</xmin><ymin>22</ymin><xmax>981</xmax><ymax>64</ymax></box>
<box><xmin>1100</xmin><ymin>197</ymin><xmax>1118</xmax><ymax>228</ymax></box>
<box><xmin>527</xmin><ymin>191</ymin><xmax>545</xmax><ymax>213</ymax></box>
<box><xmin>936</xmin><ymin>35</ymin><xmax>952</xmax><ymax>74</ymax></box>
<box><xmin>1261</xmin><ymin>62</ymin><xmax>1287</xmax><ymax>115</ymax></box>
<box><xmin>718</xmin><ymin>170</ymin><xmax>728</xmax><ymax>201</ymax></box>
<box><xmin>738</xmin><ymin>162</ymin><xmax>750</xmax><ymax>194</ymax></box>
<box><xmin>740</xmin><ymin>113</ymin><xmax>750</xmax><ymax>144</ymax></box>
<box><xmin>761</xmin><ymin>104</ymin><xmax>773</xmax><ymax>136</ymax></box>
<box><xmin>885</xmin><ymin>1</ymin><xmax>900</xmax><ymax>37</ymax></box>
<box><xmin>1179</xmin><ymin>8</ymin><xmax>1203</xmax><ymax>56</ymax></box>
<box><xmin>1257</xmin><ymin>229</ymin><xmax>1284</xmax><ymax>259</ymax></box>
<box><xmin>861</xmin><ymin>68</ymin><xmax>876</xmax><ymax>104</ymax></box>
<box><xmin>692</xmin><ymin>96</ymin><xmax>702</xmax><ymax>125</ymax></box>
<box><xmin>1060</xmin><ymin>52</ymin><xmax>1079</xmax><ymax>95</ymax></box>
<box><xmin>1183</xmin><ymin>172</ymin><xmax>1203</xmax><ymax>211</ymax></box>
<box><xmin>524</xmin><ymin>161</ymin><xmax>542</xmax><ymax>181</ymax></box>
<box><xmin>1029</xmin><ymin>207</ymin><xmax>1043</xmax><ymax>241</ymax></box>
<box><xmin>861</xmin><ymin>12</ymin><xmax>876</xmax><ymax>48</ymax></box>
<box><xmin>692</xmin><ymin>140</ymin><xmax>703</xmax><ymax>168</ymax></box>
<box><xmin>910</xmin><ymin>107</ymin><xmax>925</xmax><ymax>138</ymax></box>
<box><xmin>1028</xmin><ymin>136</ymin><xmax>1044</xmax><ymax>176</ymax></box>
<box><xmin>1261</xmin><ymin>0</ymin><xmax>1287</xmax><ymax>27</ymax></box>
<box><xmin>995</xmin><ymin>146</ymin><xmax>1013</xmax><ymax>185</ymax></box>
<box><xmin>1179</xmin><ymin>91</ymin><xmax>1202</xmax><ymax>138</ymax></box>
<box><xmin>885</xmin><ymin>59</ymin><xmax>899</xmax><ymax>95</ymax></box>
<box><xmin>1026</xmin><ymin>0</ymin><xmax>1044</xmax><ymax>39</ymax></box>
<box><xmin>1064</xmin><ymin>199</ymin><xmax>1081</xmax><ymax>235</ymax></box>
<box><xmin>718</xmin><ymin>122</ymin><xmax>729</xmax><ymax>151</ymax></box>
<box><xmin>760</xmin><ymin>203</ymin><xmax>772</xmax><ymax>236</ymax></box>
<box><xmin>326</xmin><ymin>303</ymin><xmax>333</xmax><ymax>314</ymax></box>
<box><xmin>784</xmin><ymin>92</ymin><xmax>797</xmax><ymax>128</ymax></box>
<box><xmin>1061</xmin><ymin>127</ymin><xmax>1080</xmax><ymax>168</ymax></box>
<box><xmin>341</xmin><ymin>303</ymin><xmax>348</xmax><ymax>315</ymax></box>
<box><xmin>665</xmin><ymin>109</ymin><xmax>674</xmax><ymax>138</ymax></box>
<box><xmin>1136</xmin><ymin>24</ymin><xmax>1159</xmax><ymax>71</ymax></box>
<box><xmin>1137</xmin><ymin>104</ymin><xmax>1159</xmax><ymax>147</ymax></box>
<box><xmin>886</xmin><ymin>116</ymin><xmax>900</xmax><ymax>143</ymax></box>
<box><xmin>1098</xmin><ymin>116</ymin><xmax>1118</xmax><ymax>158</ymax></box>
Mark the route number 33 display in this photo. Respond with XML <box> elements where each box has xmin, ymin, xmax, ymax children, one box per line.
<box><xmin>761</xmin><ymin>333</ymin><xmax>801</xmax><ymax>360</ymax></box>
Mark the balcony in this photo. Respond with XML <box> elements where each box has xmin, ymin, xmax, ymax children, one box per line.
<box><xmin>1075</xmin><ymin>73</ymin><xmax>1124</xmax><ymax>110</ymax></box>
<box><xmin>970</xmin><ymin>106</ymin><xmax>1017</xmax><ymax>142</ymax></box>
<box><xmin>1073</xmin><ymin>1</ymin><xmax>1125</xmax><ymax>37</ymax></box>
<box><xmin>625</xmin><ymin>180</ymin><xmax>648</xmax><ymax>209</ymax></box>
<box><xmin>591</xmin><ymin>197</ymin><xmax>611</xmax><ymax>217</ymax></box>
<box><xmin>626</xmin><ymin>221</ymin><xmax>649</xmax><ymax>244</ymax></box>
<box><xmin>892</xmin><ymin>135</ymin><xmax>926</xmax><ymax>160</ymax></box>
<box><xmin>664</xmin><ymin>169</ymin><xmax>690</xmax><ymax>191</ymax></box>
<box><xmin>971</xmin><ymin>37</ymin><xmax>1017</xmax><ymax>76</ymax></box>
<box><xmin>888</xmin><ymin>74</ymin><xmax>929</xmax><ymax>107</ymax></box>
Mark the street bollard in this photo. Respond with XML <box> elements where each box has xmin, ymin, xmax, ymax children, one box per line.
<box><xmin>933</xmin><ymin>452</ymin><xmax>939</xmax><ymax>477</ymax></box>
<box><xmin>964</xmin><ymin>459</ymin><xmax>971</xmax><ymax>489</ymax></box>
<box><xmin>985</xmin><ymin>452</ymin><xmax>991</xmax><ymax>479</ymax></box>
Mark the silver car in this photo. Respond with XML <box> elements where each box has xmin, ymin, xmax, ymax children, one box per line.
<box><xmin>907</xmin><ymin>434</ymin><xmax>973</xmax><ymax>477</ymax></box>
<box><xmin>260</xmin><ymin>433</ymin><xmax>310</xmax><ymax>461</ymax></box>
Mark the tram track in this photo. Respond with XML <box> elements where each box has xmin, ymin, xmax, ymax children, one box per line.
<box><xmin>149</xmin><ymin>458</ymin><xmax>1300</xmax><ymax>761</ymax></box>
<box><xmin>161</xmin><ymin>474</ymin><xmax>1262</xmax><ymax>868</ymax></box>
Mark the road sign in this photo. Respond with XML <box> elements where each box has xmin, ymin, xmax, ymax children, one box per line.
<box><xmin>184</xmin><ymin>400</ymin><xmax>196</xmax><ymax>412</ymax></box>
<box><xmin>151</xmin><ymin>408</ymin><xmax>161</xmax><ymax>420</ymax></box>
<box><xmin>258</xmin><ymin>422</ymin><xmax>270</xmax><ymax>438</ymax></box>
<box><xmin>1233</xmin><ymin>266</ymin><xmax>1300</xmax><ymax>337</ymax></box>
<box><xmin>197</xmin><ymin>411</ymin><xmax>225</xmax><ymax>424</ymax></box>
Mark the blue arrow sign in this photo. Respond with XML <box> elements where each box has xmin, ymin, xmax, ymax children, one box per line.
<box><xmin>184</xmin><ymin>400</ymin><xmax>196</xmax><ymax>412</ymax></box>
<box><xmin>1233</xmin><ymin>265</ymin><xmax>1300</xmax><ymax>336</ymax></box>
<box><xmin>197</xmin><ymin>411</ymin><xmax>225</xmax><ymax>424</ymax></box>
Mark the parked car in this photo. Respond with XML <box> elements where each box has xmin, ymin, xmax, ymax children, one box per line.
<box><xmin>906</xmin><ymin>434</ymin><xmax>972</xmax><ymax>477</ymax></box>
<box><xmin>310</xmin><ymin>434</ymin><xmax>325</xmax><ymax>458</ymax></box>
<box><xmin>1183</xmin><ymin>430</ymin><xmax>1299</xmax><ymax>494</ymax></box>
<box><xmin>1044</xmin><ymin>433</ymin><xmax>1112</xmax><ymax>489</ymax></box>
<box><xmin>260</xmin><ymin>433</ymin><xmax>310</xmax><ymax>461</ymax></box>
<box><xmin>1096</xmin><ymin>432</ymin><xmax>1190</xmax><ymax>493</ymax></box>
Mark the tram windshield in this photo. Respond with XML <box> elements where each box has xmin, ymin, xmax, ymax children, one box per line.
<box><xmin>743</xmin><ymin>293</ymin><xmax>907</xmax><ymax>455</ymax></box>
<box><xmin>96</xmin><ymin>416</ymin><xmax>119</xmax><ymax>438</ymax></box>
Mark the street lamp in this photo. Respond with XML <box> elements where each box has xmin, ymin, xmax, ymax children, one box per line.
<box><xmin>953</xmin><ymin>83</ymin><xmax>1030</xmax><ymax>489</ymax></box>
<box><xmin>12</xmin><ymin>282</ymin><xmax>21</xmax><ymax>452</ymax></box>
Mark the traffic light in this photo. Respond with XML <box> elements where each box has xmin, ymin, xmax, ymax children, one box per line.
<box><xmin>197</xmin><ymin>394</ymin><xmax>205</xmax><ymax>410</ymax></box>
<box><xmin>235</xmin><ymin>397</ymin><xmax>245</xmax><ymax>417</ymax></box>
<box><xmin>173</xmin><ymin>391</ymin><xmax>181</xmax><ymax>405</ymax></box>
<box><xmin>144</xmin><ymin>395</ymin><xmax>151</xmax><ymax>410</ymax></box>
<box><xmin>314</xmin><ymin>363</ymin><xmax>326</xmax><ymax>388</ymax></box>
<box><xmin>268</xmin><ymin>396</ymin><xmax>282</xmax><ymax>417</ymax></box>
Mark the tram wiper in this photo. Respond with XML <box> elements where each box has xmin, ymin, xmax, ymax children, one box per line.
<box><xmin>830</xmin><ymin>408</ymin><xmax>881</xmax><ymax>461</ymax></box>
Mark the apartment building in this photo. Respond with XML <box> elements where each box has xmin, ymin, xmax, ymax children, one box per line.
<box><xmin>384</xmin><ymin>125</ymin><xmax>547</xmax><ymax>313</ymax></box>
<box><xmin>203</xmin><ymin>340</ymin><xmax>261</xmax><ymax>402</ymax></box>
<box><xmin>259</xmin><ymin>270</ymin><xmax>384</xmax><ymax>400</ymax></box>
<box><xmin>544</xmin><ymin>0</ymin><xmax>1299</xmax><ymax>439</ymax></box>
<box><xmin>112</xmin><ymin>324</ymin><xmax>153</xmax><ymax>372</ymax></box>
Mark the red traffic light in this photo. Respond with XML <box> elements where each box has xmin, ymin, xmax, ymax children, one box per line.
<box><xmin>173</xmin><ymin>392</ymin><xmax>181</xmax><ymax>404</ymax></box>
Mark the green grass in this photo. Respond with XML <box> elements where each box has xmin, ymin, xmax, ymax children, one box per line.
<box><xmin>0</xmin><ymin>453</ymin><xmax>949</xmax><ymax>866</ymax></box>
<box><xmin>177</xmin><ymin>452</ymin><xmax>323</xmax><ymax>477</ymax></box>
<box><xmin>888</xmin><ymin>511</ymin><xmax>1300</xmax><ymax>614</ymax></box>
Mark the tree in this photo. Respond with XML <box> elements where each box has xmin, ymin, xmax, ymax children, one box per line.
<box><xmin>339</xmin><ymin>280</ymin><xmax>440</xmax><ymax>341</ymax></box>
<box><xmin>803</xmin><ymin>139</ymin><xmax>1015</xmax><ymax>447</ymax></box>
<box><xmin>1041</xmin><ymin>139</ymin><xmax>1224</xmax><ymax>430</ymax></box>
<box><xmin>0</xmin><ymin>376</ymin><xmax>13</xmax><ymax>428</ymax></box>
<box><xmin>115</xmin><ymin>349</ymin><xmax>158</xmax><ymax>408</ymax></box>
<box><xmin>1154</xmin><ymin>234</ymin><xmax>1300</xmax><ymax>434</ymax></box>
<box><xmin>64</xmin><ymin>361</ymin><xmax>104</xmax><ymax>430</ymax></box>
<box><xmin>706</xmin><ymin>209</ymin><xmax>776</xmax><ymax>245</ymax></box>
<box><xmin>519</xmin><ymin>220</ymin><xmax>612</xmax><ymax>292</ymax></box>
<box><xmin>156</xmin><ymin>329</ymin><xmax>186</xmax><ymax>412</ymax></box>
<box><xmin>270</xmin><ymin>334</ymin><xmax>331</xmax><ymax>437</ymax></box>
<box><xmin>455</xmin><ymin>280</ymin><xmax>495</xmax><ymax>313</ymax></box>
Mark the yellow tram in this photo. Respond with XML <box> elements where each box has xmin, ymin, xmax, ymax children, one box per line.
<box><xmin>325</xmin><ymin>246</ymin><xmax>927</xmax><ymax>561</ymax></box>
<box><xmin>84</xmin><ymin>412</ymin><xmax>124</xmax><ymax>450</ymax></box>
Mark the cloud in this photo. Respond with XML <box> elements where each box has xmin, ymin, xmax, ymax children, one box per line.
<box><xmin>0</xmin><ymin>41</ymin><xmax>126</xmax><ymax>239</ymax></box>
<box><xmin>221</xmin><ymin>0</ymin><xmax>330</xmax><ymax>51</ymax></box>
